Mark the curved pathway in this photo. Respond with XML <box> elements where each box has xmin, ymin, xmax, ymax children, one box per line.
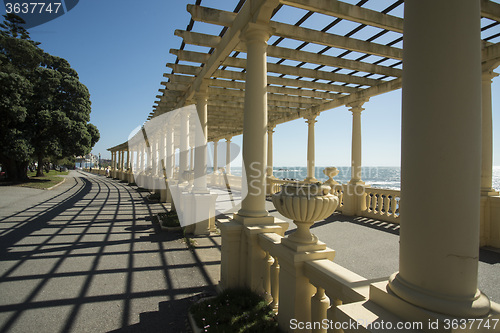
<box><xmin>0</xmin><ymin>171</ymin><xmax>216</xmax><ymax>333</ymax></box>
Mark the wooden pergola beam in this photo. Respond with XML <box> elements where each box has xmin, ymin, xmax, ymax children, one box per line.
<box><xmin>280</xmin><ymin>0</ymin><xmax>404</xmax><ymax>33</ymax></box>
<box><xmin>186</xmin><ymin>6</ymin><xmax>403</xmax><ymax>59</ymax></box>
<box><xmin>177</xmin><ymin>30</ymin><xmax>402</xmax><ymax>77</ymax></box>
<box><xmin>211</xmin><ymin>68</ymin><xmax>361</xmax><ymax>93</ymax></box>
<box><xmin>482</xmin><ymin>0</ymin><xmax>500</xmax><ymax>22</ymax></box>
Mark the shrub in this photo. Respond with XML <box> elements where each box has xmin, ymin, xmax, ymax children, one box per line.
<box><xmin>190</xmin><ymin>288</ymin><xmax>281</xmax><ymax>333</ymax></box>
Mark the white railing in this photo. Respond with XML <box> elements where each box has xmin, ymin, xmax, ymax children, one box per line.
<box><xmin>267</xmin><ymin>177</ymin><xmax>289</xmax><ymax>195</ymax></box>
<box><xmin>256</xmin><ymin>232</ymin><xmax>369</xmax><ymax>333</ymax></box>
<box><xmin>331</xmin><ymin>184</ymin><xmax>344</xmax><ymax>213</ymax></box>
<box><xmin>361</xmin><ymin>188</ymin><xmax>400</xmax><ymax>223</ymax></box>
<box><xmin>208</xmin><ymin>173</ymin><xmax>243</xmax><ymax>191</ymax></box>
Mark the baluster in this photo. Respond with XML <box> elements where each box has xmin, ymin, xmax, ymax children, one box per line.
<box><xmin>395</xmin><ymin>197</ymin><xmax>400</xmax><ymax>217</ymax></box>
<box><xmin>377</xmin><ymin>194</ymin><xmax>383</xmax><ymax>215</ymax></box>
<box><xmin>366</xmin><ymin>192</ymin><xmax>372</xmax><ymax>212</ymax></box>
<box><xmin>311</xmin><ymin>286</ymin><xmax>330</xmax><ymax>333</ymax></box>
<box><xmin>383</xmin><ymin>194</ymin><xmax>390</xmax><ymax>216</ymax></box>
<box><xmin>270</xmin><ymin>256</ymin><xmax>279</xmax><ymax>313</ymax></box>
<box><xmin>325</xmin><ymin>292</ymin><xmax>343</xmax><ymax>333</ymax></box>
<box><xmin>390</xmin><ymin>196</ymin><xmax>396</xmax><ymax>218</ymax></box>
<box><xmin>263</xmin><ymin>251</ymin><xmax>272</xmax><ymax>303</ymax></box>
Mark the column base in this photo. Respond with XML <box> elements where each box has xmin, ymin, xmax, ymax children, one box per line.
<box><xmin>304</xmin><ymin>177</ymin><xmax>318</xmax><ymax>183</ymax></box>
<box><xmin>233</xmin><ymin>212</ymin><xmax>274</xmax><ymax>225</ymax></box>
<box><xmin>387</xmin><ymin>272</ymin><xmax>491</xmax><ymax>318</ymax></box>
<box><xmin>481</xmin><ymin>188</ymin><xmax>500</xmax><ymax>196</ymax></box>
<box><xmin>367</xmin><ymin>281</ymin><xmax>500</xmax><ymax>332</ymax></box>
<box><xmin>342</xmin><ymin>183</ymin><xmax>368</xmax><ymax>216</ymax></box>
<box><xmin>281</xmin><ymin>238</ymin><xmax>327</xmax><ymax>252</ymax></box>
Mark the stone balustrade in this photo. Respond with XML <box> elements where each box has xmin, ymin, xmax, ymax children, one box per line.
<box><xmin>246</xmin><ymin>230</ymin><xmax>372</xmax><ymax>333</ymax></box>
<box><xmin>331</xmin><ymin>184</ymin><xmax>344</xmax><ymax>214</ymax></box>
<box><xmin>361</xmin><ymin>188</ymin><xmax>400</xmax><ymax>223</ymax></box>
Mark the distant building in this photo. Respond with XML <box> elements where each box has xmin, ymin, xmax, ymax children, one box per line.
<box><xmin>75</xmin><ymin>154</ymin><xmax>99</xmax><ymax>168</ymax></box>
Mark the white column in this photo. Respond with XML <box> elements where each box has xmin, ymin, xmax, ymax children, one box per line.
<box><xmin>194</xmin><ymin>91</ymin><xmax>208</xmax><ymax>192</ymax></box>
<box><xmin>159</xmin><ymin>133</ymin><xmax>165</xmax><ymax>177</ymax></box>
<box><xmin>166</xmin><ymin>125</ymin><xmax>174</xmax><ymax>179</ymax></box>
<box><xmin>213</xmin><ymin>140</ymin><xmax>218</xmax><ymax>174</ymax></box>
<box><xmin>135</xmin><ymin>147</ymin><xmax>139</xmax><ymax>173</ymax></box>
<box><xmin>388</xmin><ymin>0</ymin><xmax>490</xmax><ymax>317</ymax></box>
<box><xmin>304</xmin><ymin>115</ymin><xmax>317</xmax><ymax>182</ymax></box>
<box><xmin>481</xmin><ymin>69</ymin><xmax>499</xmax><ymax>196</ymax></box>
<box><xmin>348</xmin><ymin>102</ymin><xmax>364</xmax><ymax>184</ymax></box>
<box><xmin>190</xmin><ymin>143</ymin><xmax>194</xmax><ymax>171</ymax></box>
<box><xmin>140</xmin><ymin>143</ymin><xmax>145</xmax><ymax>173</ymax></box>
<box><xmin>236</xmin><ymin>23</ymin><xmax>272</xmax><ymax>220</ymax></box>
<box><xmin>126</xmin><ymin>149</ymin><xmax>130</xmax><ymax>171</ymax></box>
<box><xmin>179</xmin><ymin>111</ymin><xmax>190</xmax><ymax>182</ymax></box>
<box><xmin>147</xmin><ymin>141</ymin><xmax>152</xmax><ymax>173</ymax></box>
<box><xmin>225</xmin><ymin>137</ymin><xmax>232</xmax><ymax>175</ymax></box>
<box><xmin>117</xmin><ymin>151</ymin><xmax>122</xmax><ymax>170</ymax></box>
<box><xmin>152</xmin><ymin>137</ymin><xmax>158</xmax><ymax>177</ymax></box>
<box><xmin>267</xmin><ymin>126</ymin><xmax>274</xmax><ymax>178</ymax></box>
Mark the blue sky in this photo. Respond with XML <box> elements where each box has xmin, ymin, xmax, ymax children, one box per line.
<box><xmin>2</xmin><ymin>0</ymin><xmax>499</xmax><ymax>167</ymax></box>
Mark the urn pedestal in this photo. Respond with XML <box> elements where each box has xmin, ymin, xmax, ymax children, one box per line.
<box><xmin>272</xmin><ymin>183</ymin><xmax>338</xmax><ymax>252</ymax></box>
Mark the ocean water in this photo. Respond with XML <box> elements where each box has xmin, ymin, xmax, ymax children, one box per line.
<box><xmin>229</xmin><ymin>166</ymin><xmax>500</xmax><ymax>191</ymax></box>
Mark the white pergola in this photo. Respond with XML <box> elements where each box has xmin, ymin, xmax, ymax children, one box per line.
<box><xmin>109</xmin><ymin>0</ymin><xmax>500</xmax><ymax>329</ymax></box>
<box><xmin>151</xmin><ymin>0</ymin><xmax>500</xmax><ymax>139</ymax></box>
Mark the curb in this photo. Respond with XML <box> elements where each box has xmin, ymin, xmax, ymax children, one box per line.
<box><xmin>46</xmin><ymin>177</ymin><xmax>66</xmax><ymax>190</ymax></box>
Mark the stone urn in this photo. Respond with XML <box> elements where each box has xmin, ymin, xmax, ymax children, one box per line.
<box><xmin>272</xmin><ymin>183</ymin><xmax>338</xmax><ymax>250</ymax></box>
<box><xmin>323</xmin><ymin>167</ymin><xmax>339</xmax><ymax>187</ymax></box>
<box><xmin>182</xmin><ymin>170</ymin><xmax>194</xmax><ymax>184</ymax></box>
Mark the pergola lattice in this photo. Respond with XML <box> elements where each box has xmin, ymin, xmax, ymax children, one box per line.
<box><xmin>150</xmin><ymin>0</ymin><xmax>500</xmax><ymax>141</ymax></box>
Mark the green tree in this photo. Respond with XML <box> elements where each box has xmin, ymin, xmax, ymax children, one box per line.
<box><xmin>0</xmin><ymin>14</ymin><xmax>99</xmax><ymax>180</ymax></box>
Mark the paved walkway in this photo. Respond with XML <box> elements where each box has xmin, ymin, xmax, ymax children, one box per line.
<box><xmin>1</xmin><ymin>171</ymin><xmax>499</xmax><ymax>333</ymax></box>
<box><xmin>0</xmin><ymin>171</ymin><xmax>218</xmax><ymax>333</ymax></box>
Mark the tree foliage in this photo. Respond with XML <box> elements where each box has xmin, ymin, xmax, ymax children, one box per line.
<box><xmin>0</xmin><ymin>14</ymin><xmax>99</xmax><ymax>180</ymax></box>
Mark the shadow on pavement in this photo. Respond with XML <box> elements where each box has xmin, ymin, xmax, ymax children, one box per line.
<box><xmin>0</xmin><ymin>172</ymin><xmax>216</xmax><ymax>333</ymax></box>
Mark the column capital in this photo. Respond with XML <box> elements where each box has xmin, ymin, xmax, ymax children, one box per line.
<box><xmin>482</xmin><ymin>69</ymin><xmax>499</xmax><ymax>81</ymax></box>
<box><xmin>304</xmin><ymin>114</ymin><xmax>317</xmax><ymax>124</ymax></box>
<box><xmin>241</xmin><ymin>22</ymin><xmax>274</xmax><ymax>44</ymax></box>
<box><xmin>195</xmin><ymin>79</ymin><xmax>209</xmax><ymax>99</ymax></box>
<box><xmin>347</xmin><ymin>99</ymin><xmax>368</xmax><ymax>113</ymax></box>
<box><xmin>195</xmin><ymin>91</ymin><xmax>208</xmax><ymax>101</ymax></box>
<box><xmin>267</xmin><ymin>124</ymin><xmax>276</xmax><ymax>132</ymax></box>
<box><xmin>225</xmin><ymin>136</ymin><xmax>232</xmax><ymax>142</ymax></box>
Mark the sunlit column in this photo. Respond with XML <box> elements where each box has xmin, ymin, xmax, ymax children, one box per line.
<box><xmin>225</xmin><ymin>137</ymin><xmax>232</xmax><ymax>175</ymax></box>
<box><xmin>236</xmin><ymin>23</ymin><xmax>272</xmax><ymax>219</ymax></box>
<box><xmin>481</xmin><ymin>69</ymin><xmax>499</xmax><ymax>196</ymax></box>
<box><xmin>152</xmin><ymin>136</ymin><xmax>158</xmax><ymax>177</ymax></box>
<box><xmin>348</xmin><ymin>102</ymin><xmax>364</xmax><ymax>184</ymax></box>
<box><xmin>304</xmin><ymin>115</ymin><xmax>317</xmax><ymax>182</ymax></box>
<box><xmin>213</xmin><ymin>140</ymin><xmax>218</xmax><ymax>174</ymax></box>
<box><xmin>159</xmin><ymin>132</ymin><xmax>165</xmax><ymax>177</ymax></box>
<box><xmin>194</xmin><ymin>90</ymin><xmax>208</xmax><ymax>191</ymax></box>
<box><xmin>126</xmin><ymin>149</ymin><xmax>130</xmax><ymax>171</ymax></box>
<box><xmin>138</xmin><ymin>144</ymin><xmax>143</xmax><ymax>173</ymax></box>
<box><xmin>190</xmin><ymin>142</ymin><xmax>194</xmax><ymax>171</ymax></box>
<box><xmin>135</xmin><ymin>146</ymin><xmax>139</xmax><ymax>173</ymax></box>
<box><xmin>179</xmin><ymin>111</ymin><xmax>190</xmax><ymax>182</ymax></box>
<box><xmin>267</xmin><ymin>126</ymin><xmax>274</xmax><ymax>178</ymax></box>
<box><xmin>388</xmin><ymin>0</ymin><xmax>490</xmax><ymax>317</ymax></box>
<box><xmin>166</xmin><ymin>125</ymin><xmax>174</xmax><ymax>179</ymax></box>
